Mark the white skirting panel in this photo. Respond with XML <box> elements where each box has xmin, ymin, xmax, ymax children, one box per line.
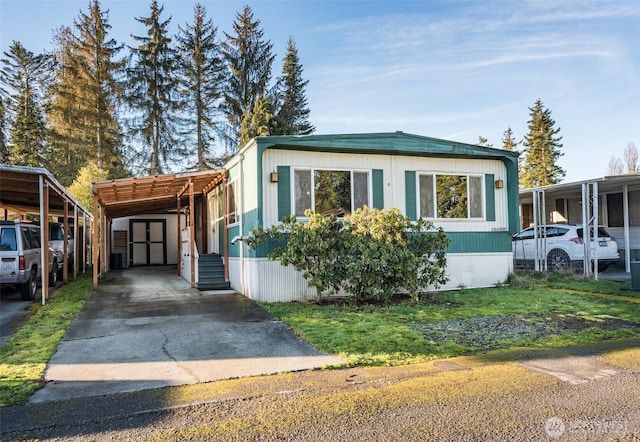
<box><xmin>231</xmin><ymin>253</ymin><xmax>513</xmax><ymax>302</ymax></box>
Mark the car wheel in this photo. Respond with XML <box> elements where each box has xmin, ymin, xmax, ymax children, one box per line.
<box><xmin>49</xmin><ymin>261</ymin><xmax>58</xmax><ymax>287</ymax></box>
<box><xmin>20</xmin><ymin>269</ymin><xmax>37</xmax><ymax>301</ymax></box>
<box><xmin>547</xmin><ymin>249</ymin><xmax>571</xmax><ymax>272</ymax></box>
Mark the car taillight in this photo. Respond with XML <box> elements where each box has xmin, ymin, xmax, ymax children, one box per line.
<box><xmin>19</xmin><ymin>256</ymin><xmax>25</xmax><ymax>270</ymax></box>
<box><xmin>569</xmin><ymin>237</ymin><xmax>583</xmax><ymax>244</ymax></box>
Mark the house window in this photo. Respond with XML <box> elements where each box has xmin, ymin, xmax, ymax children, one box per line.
<box><xmin>227</xmin><ymin>180</ymin><xmax>238</xmax><ymax>225</ymax></box>
<box><xmin>418</xmin><ymin>174</ymin><xmax>484</xmax><ymax>219</ymax></box>
<box><xmin>294</xmin><ymin>168</ymin><xmax>369</xmax><ymax>217</ymax></box>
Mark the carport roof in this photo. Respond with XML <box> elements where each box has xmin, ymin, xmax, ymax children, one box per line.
<box><xmin>0</xmin><ymin>164</ymin><xmax>91</xmax><ymax>218</ymax></box>
<box><xmin>519</xmin><ymin>173</ymin><xmax>640</xmax><ymax>202</ymax></box>
<box><xmin>92</xmin><ymin>170</ymin><xmax>226</xmax><ymax>219</ymax></box>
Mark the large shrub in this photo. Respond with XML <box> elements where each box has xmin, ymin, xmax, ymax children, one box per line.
<box><xmin>248</xmin><ymin>207</ymin><xmax>450</xmax><ymax>303</ymax></box>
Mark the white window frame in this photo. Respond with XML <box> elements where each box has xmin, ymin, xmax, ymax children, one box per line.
<box><xmin>293</xmin><ymin>167</ymin><xmax>371</xmax><ymax>218</ymax></box>
<box><xmin>226</xmin><ymin>179</ymin><xmax>240</xmax><ymax>227</ymax></box>
<box><xmin>418</xmin><ymin>172</ymin><xmax>485</xmax><ymax>220</ymax></box>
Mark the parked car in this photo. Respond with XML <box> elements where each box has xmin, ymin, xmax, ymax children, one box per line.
<box><xmin>512</xmin><ymin>223</ymin><xmax>620</xmax><ymax>272</ymax></box>
<box><xmin>0</xmin><ymin>220</ymin><xmax>63</xmax><ymax>300</ymax></box>
<box><xmin>49</xmin><ymin>221</ymin><xmax>74</xmax><ymax>275</ymax></box>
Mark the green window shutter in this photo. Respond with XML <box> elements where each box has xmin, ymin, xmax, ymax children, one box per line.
<box><xmin>405</xmin><ymin>171</ymin><xmax>416</xmax><ymax>220</ymax></box>
<box><xmin>485</xmin><ymin>174</ymin><xmax>496</xmax><ymax>222</ymax></box>
<box><xmin>372</xmin><ymin>169</ymin><xmax>384</xmax><ymax>209</ymax></box>
<box><xmin>277</xmin><ymin>166</ymin><xmax>291</xmax><ymax>221</ymax></box>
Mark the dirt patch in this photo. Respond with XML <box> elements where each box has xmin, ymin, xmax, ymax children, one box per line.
<box><xmin>414</xmin><ymin>314</ymin><xmax>637</xmax><ymax>348</ymax></box>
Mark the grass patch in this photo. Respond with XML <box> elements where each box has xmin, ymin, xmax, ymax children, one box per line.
<box><xmin>0</xmin><ymin>275</ymin><xmax>93</xmax><ymax>407</ymax></box>
<box><xmin>260</xmin><ymin>272</ymin><xmax>640</xmax><ymax>367</ymax></box>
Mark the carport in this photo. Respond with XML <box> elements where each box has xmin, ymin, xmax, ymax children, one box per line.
<box><xmin>519</xmin><ymin>174</ymin><xmax>640</xmax><ymax>277</ymax></box>
<box><xmin>91</xmin><ymin>170</ymin><xmax>227</xmax><ymax>289</ymax></box>
<box><xmin>0</xmin><ymin>165</ymin><xmax>93</xmax><ymax>302</ymax></box>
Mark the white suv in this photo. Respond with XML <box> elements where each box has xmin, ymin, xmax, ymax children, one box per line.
<box><xmin>0</xmin><ymin>221</ymin><xmax>62</xmax><ymax>300</ymax></box>
<box><xmin>512</xmin><ymin>223</ymin><xmax>620</xmax><ymax>272</ymax></box>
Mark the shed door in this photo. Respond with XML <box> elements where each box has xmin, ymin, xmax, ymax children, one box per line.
<box><xmin>130</xmin><ymin>220</ymin><xmax>167</xmax><ymax>265</ymax></box>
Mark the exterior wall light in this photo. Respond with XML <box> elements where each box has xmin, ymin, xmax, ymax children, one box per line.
<box><xmin>270</xmin><ymin>172</ymin><xmax>279</xmax><ymax>183</ymax></box>
<box><xmin>495</xmin><ymin>179</ymin><xmax>504</xmax><ymax>189</ymax></box>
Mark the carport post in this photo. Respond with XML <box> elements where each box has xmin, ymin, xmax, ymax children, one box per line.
<box><xmin>623</xmin><ymin>184</ymin><xmax>631</xmax><ymax>273</ymax></box>
<box><xmin>41</xmin><ymin>178</ymin><xmax>50</xmax><ymax>301</ymax></box>
<box><xmin>176</xmin><ymin>195</ymin><xmax>181</xmax><ymax>276</ymax></box>
<box><xmin>189</xmin><ymin>180</ymin><xmax>196</xmax><ymax>288</ymax></box>
<box><xmin>92</xmin><ymin>193</ymin><xmax>99</xmax><ymax>289</ymax></box>
<box><xmin>63</xmin><ymin>199</ymin><xmax>69</xmax><ymax>283</ymax></box>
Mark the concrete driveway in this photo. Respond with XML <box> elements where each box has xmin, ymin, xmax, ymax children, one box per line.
<box><xmin>30</xmin><ymin>266</ymin><xmax>341</xmax><ymax>403</ymax></box>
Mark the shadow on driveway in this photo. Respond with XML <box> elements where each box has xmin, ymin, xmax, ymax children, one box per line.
<box><xmin>30</xmin><ymin>266</ymin><xmax>342</xmax><ymax>403</ymax></box>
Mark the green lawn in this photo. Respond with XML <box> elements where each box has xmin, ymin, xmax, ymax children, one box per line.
<box><xmin>260</xmin><ymin>272</ymin><xmax>640</xmax><ymax>366</ymax></box>
<box><xmin>0</xmin><ymin>275</ymin><xmax>94</xmax><ymax>407</ymax></box>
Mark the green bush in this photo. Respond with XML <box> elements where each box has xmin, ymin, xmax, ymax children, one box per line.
<box><xmin>248</xmin><ymin>207</ymin><xmax>450</xmax><ymax>303</ymax></box>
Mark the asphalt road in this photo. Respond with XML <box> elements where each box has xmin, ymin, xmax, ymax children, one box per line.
<box><xmin>2</xmin><ymin>339</ymin><xmax>639</xmax><ymax>441</ymax></box>
<box><xmin>0</xmin><ymin>283</ymin><xmax>54</xmax><ymax>347</ymax></box>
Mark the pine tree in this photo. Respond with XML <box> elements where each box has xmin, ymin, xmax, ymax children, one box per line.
<box><xmin>477</xmin><ymin>136</ymin><xmax>492</xmax><ymax>147</ymax></box>
<box><xmin>48</xmin><ymin>0</ymin><xmax>127</xmax><ymax>186</ymax></box>
<box><xmin>0</xmin><ymin>41</ymin><xmax>51</xmax><ymax>167</ymax></box>
<box><xmin>520</xmin><ymin>99</ymin><xmax>565</xmax><ymax>188</ymax></box>
<box><xmin>273</xmin><ymin>37</ymin><xmax>314</xmax><ymax>136</ymax></box>
<box><xmin>239</xmin><ymin>95</ymin><xmax>275</xmax><ymax>146</ymax></box>
<box><xmin>128</xmin><ymin>0</ymin><xmax>183</xmax><ymax>175</ymax></box>
<box><xmin>221</xmin><ymin>5</ymin><xmax>275</xmax><ymax>150</ymax></box>
<box><xmin>176</xmin><ymin>3</ymin><xmax>225</xmax><ymax>171</ymax></box>
<box><xmin>501</xmin><ymin>127</ymin><xmax>519</xmax><ymax>151</ymax></box>
<box><xmin>0</xmin><ymin>95</ymin><xmax>8</xmax><ymax>163</ymax></box>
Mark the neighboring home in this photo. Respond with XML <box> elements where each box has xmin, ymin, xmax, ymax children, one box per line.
<box><xmin>207</xmin><ymin>132</ymin><xmax>520</xmax><ymax>302</ymax></box>
<box><xmin>92</xmin><ymin>132</ymin><xmax>520</xmax><ymax>302</ymax></box>
<box><xmin>519</xmin><ymin>173</ymin><xmax>640</xmax><ymax>273</ymax></box>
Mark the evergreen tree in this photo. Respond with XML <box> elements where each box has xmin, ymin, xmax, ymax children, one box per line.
<box><xmin>239</xmin><ymin>95</ymin><xmax>275</xmax><ymax>147</ymax></box>
<box><xmin>520</xmin><ymin>99</ymin><xmax>565</xmax><ymax>188</ymax></box>
<box><xmin>501</xmin><ymin>127</ymin><xmax>519</xmax><ymax>151</ymax></box>
<box><xmin>176</xmin><ymin>3</ymin><xmax>225</xmax><ymax>171</ymax></box>
<box><xmin>273</xmin><ymin>37</ymin><xmax>314</xmax><ymax>136</ymax></box>
<box><xmin>221</xmin><ymin>5</ymin><xmax>275</xmax><ymax>150</ymax></box>
<box><xmin>0</xmin><ymin>41</ymin><xmax>51</xmax><ymax>167</ymax></box>
<box><xmin>48</xmin><ymin>0</ymin><xmax>127</xmax><ymax>186</ymax></box>
<box><xmin>0</xmin><ymin>95</ymin><xmax>8</xmax><ymax>163</ymax></box>
<box><xmin>477</xmin><ymin>136</ymin><xmax>492</xmax><ymax>147</ymax></box>
<box><xmin>128</xmin><ymin>0</ymin><xmax>183</xmax><ymax>175</ymax></box>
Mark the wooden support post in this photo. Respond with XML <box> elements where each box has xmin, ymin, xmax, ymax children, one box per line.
<box><xmin>223</xmin><ymin>176</ymin><xmax>229</xmax><ymax>281</ymax></box>
<box><xmin>42</xmin><ymin>181</ymin><xmax>50</xmax><ymax>300</ymax></box>
<box><xmin>63</xmin><ymin>200</ymin><xmax>69</xmax><ymax>283</ymax></box>
<box><xmin>189</xmin><ymin>180</ymin><xmax>196</xmax><ymax>288</ymax></box>
<box><xmin>177</xmin><ymin>196</ymin><xmax>181</xmax><ymax>276</ymax></box>
<box><xmin>93</xmin><ymin>193</ymin><xmax>99</xmax><ymax>289</ymax></box>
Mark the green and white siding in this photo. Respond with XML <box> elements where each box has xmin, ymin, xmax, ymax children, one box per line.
<box><xmin>211</xmin><ymin>133</ymin><xmax>520</xmax><ymax>302</ymax></box>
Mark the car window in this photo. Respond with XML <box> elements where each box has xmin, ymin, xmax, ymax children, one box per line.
<box><xmin>514</xmin><ymin>228</ymin><xmax>534</xmax><ymax>240</ymax></box>
<box><xmin>0</xmin><ymin>228</ymin><xmax>17</xmax><ymax>251</ymax></box>
<box><xmin>548</xmin><ymin>227</ymin><xmax>569</xmax><ymax>238</ymax></box>
<box><xmin>50</xmin><ymin>224</ymin><xmax>64</xmax><ymax>241</ymax></box>
<box><xmin>20</xmin><ymin>227</ymin><xmax>32</xmax><ymax>249</ymax></box>
<box><xmin>29</xmin><ymin>227</ymin><xmax>41</xmax><ymax>248</ymax></box>
<box><xmin>577</xmin><ymin>227</ymin><xmax>610</xmax><ymax>239</ymax></box>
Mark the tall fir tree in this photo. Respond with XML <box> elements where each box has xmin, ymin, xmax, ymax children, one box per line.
<box><xmin>520</xmin><ymin>99</ymin><xmax>565</xmax><ymax>188</ymax></box>
<box><xmin>0</xmin><ymin>95</ymin><xmax>8</xmax><ymax>163</ymax></box>
<box><xmin>0</xmin><ymin>41</ymin><xmax>51</xmax><ymax>167</ymax></box>
<box><xmin>501</xmin><ymin>127</ymin><xmax>519</xmax><ymax>151</ymax></box>
<box><xmin>221</xmin><ymin>5</ymin><xmax>275</xmax><ymax>150</ymax></box>
<box><xmin>48</xmin><ymin>0</ymin><xmax>127</xmax><ymax>186</ymax></box>
<box><xmin>176</xmin><ymin>3</ymin><xmax>225</xmax><ymax>171</ymax></box>
<box><xmin>128</xmin><ymin>0</ymin><xmax>183</xmax><ymax>175</ymax></box>
<box><xmin>239</xmin><ymin>95</ymin><xmax>275</xmax><ymax>146</ymax></box>
<box><xmin>273</xmin><ymin>37</ymin><xmax>314</xmax><ymax>136</ymax></box>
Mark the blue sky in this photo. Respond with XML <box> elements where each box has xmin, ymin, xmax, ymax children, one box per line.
<box><xmin>1</xmin><ymin>0</ymin><xmax>639</xmax><ymax>182</ymax></box>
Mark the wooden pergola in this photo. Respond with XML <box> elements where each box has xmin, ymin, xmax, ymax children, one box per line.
<box><xmin>0</xmin><ymin>165</ymin><xmax>93</xmax><ymax>303</ymax></box>
<box><xmin>91</xmin><ymin>170</ymin><xmax>227</xmax><ymax>289</ymax></box>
